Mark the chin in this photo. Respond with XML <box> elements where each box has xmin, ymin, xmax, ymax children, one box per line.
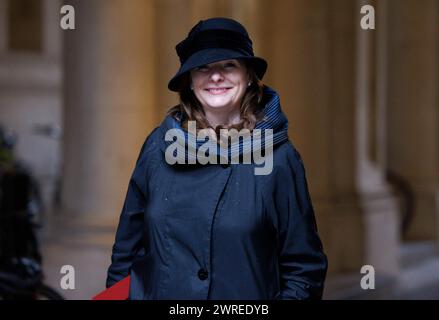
<box><xmin>204</xmin><ymin>100</ymin><xmax>233</xmax><ymax>109</ymax></box>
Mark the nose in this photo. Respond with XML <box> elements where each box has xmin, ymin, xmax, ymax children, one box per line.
<box><xmin>209</xmin><ymin>68</ymin><xmax>224</xmax><ymax>83</ymax></box>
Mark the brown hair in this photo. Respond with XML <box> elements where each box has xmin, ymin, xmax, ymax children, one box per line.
<box><xmin>167</xmin><ymin>60</ymin><xmax>265</xmax><ymax>136</ymax></box>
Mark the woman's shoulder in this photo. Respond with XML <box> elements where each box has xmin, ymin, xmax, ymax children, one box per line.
<box><xmin>273</xmin><ymin>140</ymin><xmax>305</xmax><ymax>171</ymax></box>
<box><xmin>135</xmin><ymin>126</ymin><xmax>164</xmax><ymax>168</ymax></box>
<box><xmin>135</xmin><ymin>114</ymin><xmax>177</xmax><ymax>165</ymax></box>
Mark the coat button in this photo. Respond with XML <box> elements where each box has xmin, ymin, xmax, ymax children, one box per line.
<box><xmin>198</xmin><ymin>268</ymin><xmax>208</xmax><ymax>280</ymax></box>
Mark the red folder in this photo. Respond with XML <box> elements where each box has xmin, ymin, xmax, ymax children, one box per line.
<box><xmin>92</xmin><ymin>276</ymin><xmax>130</xmax><ymax>300</ymax></box>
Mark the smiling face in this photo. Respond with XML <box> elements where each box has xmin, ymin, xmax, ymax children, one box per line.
<box><xmin>190</xmin><ymin>59</ymin><xmax>249</xmax><ymax>114</ymax></box>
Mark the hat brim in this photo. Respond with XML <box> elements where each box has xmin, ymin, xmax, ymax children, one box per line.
<box><xmin>168</xmin><ymin>48</ymin><xmax>267</xmax><ymax>92</ymax></box>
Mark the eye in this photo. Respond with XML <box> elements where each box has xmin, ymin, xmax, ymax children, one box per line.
<box><xmin>194</xmin><ymin>65</ymin><xmax>209</xmax><ymax>72</ymax></box>
<box><xmin>224</xmin><ymin>62</ymin><xmax>236</xmax><ymax>68</ymax></box>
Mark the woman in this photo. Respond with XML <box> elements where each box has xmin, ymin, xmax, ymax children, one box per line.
<box><xmin>106</xmin><ymin>17</ymin><xmax>328</xmax><ymax>300</ymax></box>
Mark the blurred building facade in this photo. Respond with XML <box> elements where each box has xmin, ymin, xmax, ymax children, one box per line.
<box><xmin>0</xmin><ymin>0</ymin><xmax>438</xmax><ymax>299</ymax></box>
<box><xmin>0</xmin><ymin>0</ymin><xmax>62</xmax><ymax>209</ymax></box>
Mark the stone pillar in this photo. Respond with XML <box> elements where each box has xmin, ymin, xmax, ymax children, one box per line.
<box><xmin>0</xmin><ymin>0</ymin><xmax>62</xmax><ymax>213</ymax></box>
<box><xmin>152</xmin><ymin>0</ymin><xmax>191</xmax><ymax>120</ymax></box>
<box><xmin>263</xmin><ymin>0</ymin><xmax>400</xmax><ymax>279</ymax></box>
<box><xmin>43</xmin><ymin>0</ymin><xmax>62</xmax><ymax>58</ymax></box>
<box><xmin>354</xmin><ymin>0</ymin><xmax>399</xmax><ymax>276</ymax></box>
<box><xmin>386</xmin><ymin>0</ymin><xmax>439</xmax><ymax>242</ymax></box>
<box><xmin>261</xmin><ymin>0</ymin><xmax>342</xmax><ymax>271</ymax></box>
<box><xmin>189</xmin><ymin>0</ymin><xmax>229</xmax><ymax>21</ymax></box>
<box><xmin>0</xmin><ymin>0</ymin><xmax>7</xmax><ymax>52</ymax></box>
<box><xmin>228</xmin><ymin>0</ymin><xmax>262</xmax><ymax>52</ymax></box>
<box><xmin>62</xmin><ymin>0</ymin><xmax>156</xmax><ymax>218</ymax></box>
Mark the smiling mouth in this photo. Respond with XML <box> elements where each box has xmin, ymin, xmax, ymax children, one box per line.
<box><xmin>205</xmin><ymin>87</ymin><xmax>232</xmax><ymax>95</ymax></box>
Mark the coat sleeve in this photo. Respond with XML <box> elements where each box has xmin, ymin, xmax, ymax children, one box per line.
<box><xmin>270</xmin><ymin>143</ymin><xmax>328</xmax><ymax>300</ymax></box>
<box><xmin>105</xmin><ymin>130</ymin><xmax>157</xmax><ymax>288</ymax></box>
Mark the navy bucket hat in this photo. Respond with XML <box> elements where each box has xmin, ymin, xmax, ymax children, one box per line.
<box><xmin>168</xmin><ymin>17</ymin><xmax>268</xmax><ymax>92</ymax></box>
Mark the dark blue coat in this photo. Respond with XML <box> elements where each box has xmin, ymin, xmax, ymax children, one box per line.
<box><xmin>106</xmin><ymin>87</ymin><xmax>328</xmax><ymax>300</ymax></box>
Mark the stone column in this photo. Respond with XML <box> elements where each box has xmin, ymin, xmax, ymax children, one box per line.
<box><xmin>43</xmin><ymin>0</ymin><xmax>62</xmax><ymax>58</ymax></box>
<box><xmin>263</xmin><ymin>0</ymin><xmax>400</xmax><ymax>279</ymax></box>
<box><xmin>0</xmin><ymin>0</ymin><xmax>7</xmax><ymax>52</ymax></box>
<box><xmin>62</xmin><ymin>0</ymin><xmax>156</xmax><ymax>219</ymax></box>
<box><xmin>386</xmin><ymin>0</ymin><xmax>439</xmax><ymax>242</ymax></box>
<box><xmin>0</xmin><ymin>0</ymin><xmax>62</xmax><ymax>213</ymax></box>
<box><xmin>152</xmin><ymin>0</ymin><xmax>191</xmax><ymax>120</ymax></box>
<box><xmin>228</xmin><ymin>0</ymin><xmax>262</xmax><ymax>52</ymax></box>
<box><xmin>354</xmin><ymin>0</ymin><xmax>400</xmax><ymax>276</ymax></box>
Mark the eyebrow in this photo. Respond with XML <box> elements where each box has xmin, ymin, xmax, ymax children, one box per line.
<box><xmin>208</xmin><ymin>60</ymin><xmax>238</xmax><ymax>67</ymax></box>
